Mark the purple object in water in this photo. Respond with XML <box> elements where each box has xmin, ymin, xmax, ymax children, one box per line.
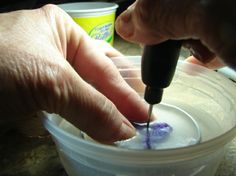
<box><xmin>116</xmin><ymin>122</ymin><xmax>173</xmax><ymax>150</ymax></box>
<box><xmin>135</xmin><ymin>122</ymin><xmax>173</xmax><ymax>149</ymax></box>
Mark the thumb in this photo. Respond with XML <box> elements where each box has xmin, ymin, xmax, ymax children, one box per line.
<box><xmin>115</xmin><ymin>0</ymin><xmax>202</xmax><ymax>44</ymax></box>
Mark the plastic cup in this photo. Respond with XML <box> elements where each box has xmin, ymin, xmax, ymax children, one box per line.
<box><xmin>43</xmin><ymin>56</ymin><xmax>236</xmax><ymax>176</ymax></box>
<box><xmin>59</xmin><ymin>2</ymin><xmax>118</xmax><ymax>45</ymax></box>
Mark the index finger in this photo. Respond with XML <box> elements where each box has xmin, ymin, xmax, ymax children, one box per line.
<box><xmin>74</xmin><ymin>37</ymin><xmax>148</xmax><ymax>123</ymax></box>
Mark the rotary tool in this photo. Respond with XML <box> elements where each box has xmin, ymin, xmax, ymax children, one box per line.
<box><xmin>141</xmin><ymin>40</ymin><xmax>182</xmax><ymax>129</ymax></box>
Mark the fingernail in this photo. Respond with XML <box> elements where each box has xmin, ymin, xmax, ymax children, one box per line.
<box><xmin>120</xmin><ymin>8</ymin><xmax>132</xmax><ymax>23</ymax></box>
<box><xmin>119</xmin><ymin>122</ymin><xmax>136</xmax><ymax>139</ymax></box>
<box><xmin>115</xmin><ymin>11</ymin><xmax>134</xmax><ymax>38</ymax></box>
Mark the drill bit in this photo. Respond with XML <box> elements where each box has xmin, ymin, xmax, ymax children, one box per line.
<box><xmin>147</xmin><ymin>104</ymin><xmax>153</xmax><ymax>131</ymax></box>
<box><xmin>146</xmin><ymin>104</ymin><xmax>153</xmax><ymax>149</ymax></box>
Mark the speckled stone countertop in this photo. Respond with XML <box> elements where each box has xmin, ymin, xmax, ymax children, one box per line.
<box><xmin>0</xmin><ymin>35</ymin><xmax>235</xmax><ymax>176</ymax></box>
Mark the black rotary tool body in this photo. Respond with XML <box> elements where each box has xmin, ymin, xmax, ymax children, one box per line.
<box><xmin>141</xmin><ymin>40</ymin><xmax>182</xmax><ymax>105</ymax></box>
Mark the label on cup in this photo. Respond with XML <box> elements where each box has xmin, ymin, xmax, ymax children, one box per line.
<box><xmin>89</xmin><ymin>22</ymin><xmax>113</xmax><ymax>43</ymax></box>
<box><xmin>73</xmin><ymin>13</ymin><xmax>116</xmax><ymax>45</ymax></box>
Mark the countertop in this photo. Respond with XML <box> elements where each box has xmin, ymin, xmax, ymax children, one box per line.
<box><xmin>0</xmin><ymin>35</ymin><xmax>236</xmax><ymax>176</ymax></box>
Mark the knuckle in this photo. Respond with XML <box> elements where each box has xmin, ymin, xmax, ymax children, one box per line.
<box><xmin>41</xmin><ymin>4</ymin><xmax>59</xmax><ymax>12</ymax></box>
<box><xmin>34</xmin><ymin>60</ymin><xmax>71</xmax><ymax>112</ymax></box>
<box><xmin>100</xmin><ymin>98</ymin><xmax>117</xmax><ymax>123</ymax></box>
<box><xmin>101</xmin><ymin>62</ymin><xmax>124</xmax><ymax>85</ymax></box>
<box><xmin>40</xmin><ymin>4</ymin><xmax>66</xmax><ymax>20</ymax></box>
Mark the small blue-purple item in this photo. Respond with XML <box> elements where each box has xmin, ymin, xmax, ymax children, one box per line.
<box><xmin>115</xmin><ymin>121</ymin><xmax>173</xmax><ymax>150</ymax></box>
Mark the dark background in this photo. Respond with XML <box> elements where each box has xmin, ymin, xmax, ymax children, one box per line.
<box><xmin>0</xmin><ymin>0</ymin><xmax>135</xmax><ymax>17</ymax></box>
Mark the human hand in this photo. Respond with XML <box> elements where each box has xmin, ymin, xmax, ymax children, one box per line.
<box><xmin>115</xmin><ymin>0</ymin><xmax>236</xmax><ymax>69</ymax></box>
<box><xmin>0</xmin><ymin>5</ymin><xmax>148</xmax><ymax>142</ymax></box>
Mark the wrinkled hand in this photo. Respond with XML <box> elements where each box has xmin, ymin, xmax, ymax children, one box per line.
<box><xmin>0</xmin><ymin>5</ymin><xmax>148</xmax><ymax>142</ymax></box>
<box><xmin>115</xmin><ymin>0</ymin><xmax>236</xmax><ymax>69</ymax></box>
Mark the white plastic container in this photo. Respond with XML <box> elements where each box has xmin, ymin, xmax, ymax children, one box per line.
<box><xmin>43</xmin><ymin>56</ymin><xmax>236</xmax><ymax>176</ymax></box>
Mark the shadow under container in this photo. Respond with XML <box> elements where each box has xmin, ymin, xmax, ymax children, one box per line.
<box><xmin>43</xmin><ymin>56</ymin><xmax>236</xmax><ymax>176</ymax></box>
